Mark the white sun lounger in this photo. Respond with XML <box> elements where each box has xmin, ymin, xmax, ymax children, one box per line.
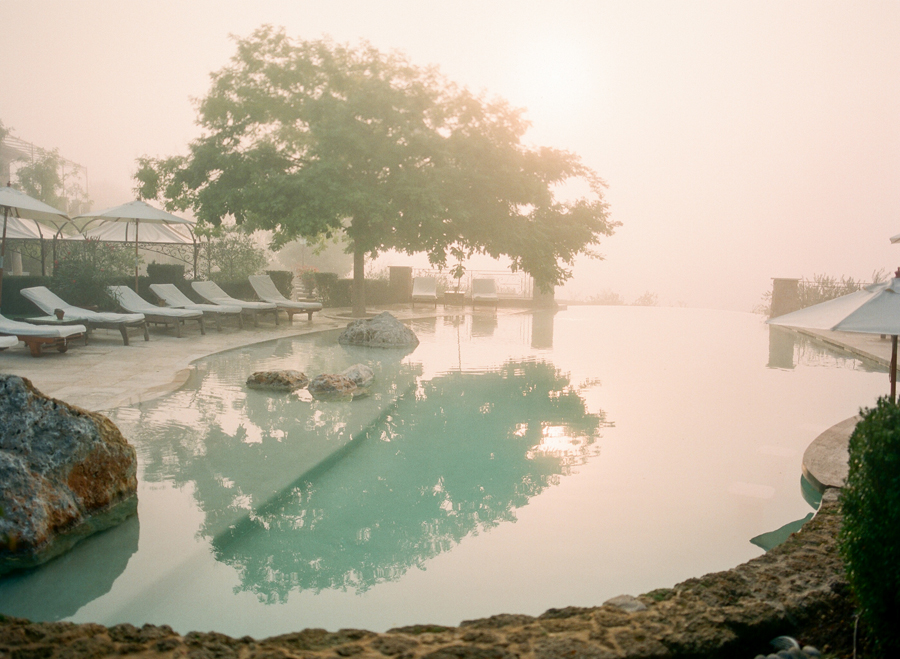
<box><xmin>19</xmin><ymin>286</ymin><xmax>149</xmax><ymax>346</ymax></box>
<box><xmin>471</xmin><ymin>278</ymin><xmax>499</xmax><ymax>307</ymax></box>
<box><xmin>411</xmin><ymin>276</ymin><xmax>437</xmax><ymax>308</ymax></box>
<box><xmin>248</xmin><ymin>275</ymin><xmax>322</xmax><ymax>322</ymax></box>
<box><xmin>149</xmin><ymin>283</ymin><xmax>244</xmax><ymax>331</ymax></box>
<box><xmin>108</xmin><ymin>286</ymin><xmax>205</xmax><ymax>338</ymax></box>
<box><xmin>0</xmin><ymin>312</ymin><xmax>87</xmax><ymax>356</ymax></box>
<box><xmin>192</xmin><ymin>281</ymin><xmax>279</xmax><ymax>327</ymax></box>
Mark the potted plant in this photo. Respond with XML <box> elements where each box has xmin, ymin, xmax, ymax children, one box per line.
<box><xmin>296</xmin><ymin>266</ymin><xmax>319</xmax><ymax>300</ymax></box>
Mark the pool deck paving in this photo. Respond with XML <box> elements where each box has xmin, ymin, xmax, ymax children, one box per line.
<box><xmin>0</xmin><ymin>305</ymin><xmax>519</xmax><ymax>411</ymax></box>
<box><xmin>0</xmin><ymin>309</ymin><xmax>886</xmax><ymax>492</ymax></box>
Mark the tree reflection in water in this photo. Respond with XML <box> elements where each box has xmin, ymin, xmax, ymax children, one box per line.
<box><xmin>210</xmin><ymin>359</ymin><xmax>607</xmax><ymax>603</ymax></box>
<box><xmin>135</xmin><ymin>332</ymin><xmax>422</xmax><ymax>541</ymax></box>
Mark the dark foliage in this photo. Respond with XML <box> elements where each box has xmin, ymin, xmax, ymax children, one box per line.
<box><xmin>839</xmin><ymin>397</ymin><xmax>900</xmax><ymax>657</ymax></box>
<box><xmin>146</xmin><ymin>263</ymin><xmax>185</xmax><ymax>284</ymax></box>
<box><xmin>1</xmin><ymin>276</ymin><xmax>53</xmax><ymax>316</ymax></box>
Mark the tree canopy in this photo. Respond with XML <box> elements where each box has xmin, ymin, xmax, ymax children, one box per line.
<box><xmin>135</xmin><ymin>26</ymin><xmax>618</xmax><ymax>314</ymax></box>
<box><xmin>14</xmin><ymin>149</ymin><xmax>67</xmax><ymax>210</ymax></box>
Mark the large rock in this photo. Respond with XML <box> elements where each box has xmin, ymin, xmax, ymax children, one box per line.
<box><xmin>307</xmin><ymin>374</ymin><xmax>358</xmax><ymax>401</ymax></box>
<box><xmin>246</xmin><ymin>370</ymin><xmax>309</xmax><ymax>392</ymax></box>
<box><xmin>338</xmin><ymin>312</ymin><xmax>419</xmax><ymax>348</ymax></box>
<box><xmin>0</xmin><ymin>375</ymin><xmax>138</xmax><ymax>575</ymax></box>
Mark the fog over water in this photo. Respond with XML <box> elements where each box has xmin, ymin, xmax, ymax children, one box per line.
<box><xmin>4</xmin><ymin>1</ymin><xmax>899</xmax><ymax>311</ymax></box>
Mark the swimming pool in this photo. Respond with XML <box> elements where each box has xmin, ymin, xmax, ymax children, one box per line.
<box><xmin>0</xmin><ymin>306</ymin><xmax>887</xmax><ymax>637</ymax></box>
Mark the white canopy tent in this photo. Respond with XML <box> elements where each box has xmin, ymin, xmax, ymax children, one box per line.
<box><xmin>83</xmin><ymin>220</ymin><xmax>195</xmax><ymax>245</ymax></box>
<box><xmin>3</xmin><ymin>215</ymin><xmax>49</xmax><ymax>240</ymax></box>
<box><xmin>768</xmin><ymin>274</ymin><xmax>900</xmax><ymax>401</ymax></box>
<box><xmin>0</xmin><ymin>186</ymin><xmax>73</xmax><ymax>307</ymax></box>
<box><xmin>74</xmin><ymin>201</ymin><xmax>197</xmax><ymax>291</ymax></box>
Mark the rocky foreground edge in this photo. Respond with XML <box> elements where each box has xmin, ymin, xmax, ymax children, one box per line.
<box><xmin>0</xmin><ymin>374</ymin><xmax>137</xmax><ymax>575</ymax></box>
<box><xmin>0</xmin><ymin>490</ymin><xmax>853</xmax><ymax>659</ymax></box>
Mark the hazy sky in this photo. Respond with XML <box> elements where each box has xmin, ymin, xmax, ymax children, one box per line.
<box><xmin>3</xmin><ymin>1</ymin><xmax>899</xmax><ymax>311</ymax></box>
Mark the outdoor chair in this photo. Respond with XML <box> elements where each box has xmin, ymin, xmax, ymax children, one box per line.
<box><xmin>149</xmin><ymin>283</ymin><xmax>244</xmax><ymax>331</ymax></box>
<box><xmin>19</xmin><ymin>286</ymin><xmax>149</xmax><ymax>346</ymax></box>
<box><xmin>0</xmin><ymin>312</ymin><xmax>87</xmax><ymax>357</ymax></box>
<box><xmin>471</xmin><ymin>278</ymin><xmax>499</xmax><ymax>307</ymax></box>
<box><xmin>248</xmin><ymin>274</ymin><xmax>323</xmax><ymax>322</ymax></box>
<box><xmin>108</xmin><ymin>285</ymin><xmax>205</xmax><ymax>337</ymax></box>
<box><xmin>411</xmin><ymin>276</ymin><xmax>437</xmax><ymax>308</ymax></box>
<box><xmin>192</xmin><ymin>281</ymin><xmax>279</xmax><ymax>327</ymax></box>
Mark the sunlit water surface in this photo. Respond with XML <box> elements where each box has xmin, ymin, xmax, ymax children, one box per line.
<box><xmin>0</xmin><ymin>307</ymin><xmax>888</xmax><ymax>636</ymax></box>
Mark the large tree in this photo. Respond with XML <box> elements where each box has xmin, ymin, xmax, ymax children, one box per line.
<box><xmin>135</xmin><ymin>26</ymin><xmax>617</xmax><ymax>316</ymax></box>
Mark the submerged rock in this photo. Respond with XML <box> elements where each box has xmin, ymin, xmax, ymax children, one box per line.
<box><xmin>246</xmin><ymin>370</ymin><xmax>309</xmax><ymax>392</ymax></box>
<box><xmin>338</xmin><ymin>312</ymin><xmax>419</xmax><ymax>348</ymax></box>
<box><xmin>308</xmin><ymin>374</ymin><xmax>358</xmax><ymax>401</ymax></box>
<box><xmin>341</xmin><ymin>363</ymin><xmax>375</xmax><ymax>390</ymax></box>
<box><xmin>0</xmin><ymin>375</ymin><xmax>137</xmax><ymax>575</ymax></box>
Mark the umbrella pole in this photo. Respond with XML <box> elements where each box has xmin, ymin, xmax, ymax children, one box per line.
<box><xmin>892</xmin><ymin>335</ymin><xmax>898</xmax><ymax>404</ymax></box>
<box><xmin>135</xmin><ymin>220</ymin><xmax>140</xmax><ymax>293</ymax></box>
<box><xmin>0</xmin><ymin>206</ymin><xmax>8</xmax><ymax>309</ymax></box>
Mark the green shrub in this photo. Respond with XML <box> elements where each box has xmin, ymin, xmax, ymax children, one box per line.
<box><xmin>839</xmin><ymin>397</ymin><xmax>900</xmax><ymax>656</ymax></box>
<box><xmin>266</xmin><ymin>270</ymin><xmax>293</xmax><ymax>299</ymax></box>
<box><xmin>296</xmin><ymin>266</ymin><xmax>319</xmax><ymax>298</ymax></box>
<box><xmin>1</xmin><ymin>275</ymin><xmax>53</xmax><ymax>316</ymax></box>
<box><xmin>366</xmin><ymin>278</ymin><xmax>391</xmax><ymax>305</ymax></box>
<box><xmin>213</xmin><ymin>280</ymin><xmax>257</xmax><ymax>301</ymax></box>
<box><xmin>51</xmin><ymin>239</ymin><xmax>134</xmax><ymax>310</ymax></box>
<box><xmin>331</xmin><ymin>279</ymin><xmax>352</xmax><ymax>308</ymax></box>
<box><xmin>313</xmin><ymin>272</ymin><xmax>342</xmax><ymax>307</ymax></box>
<box><xmin>204</xmin><ymin>226</ymin><xmax>267</xmax><ymax>282</ymax></box>
<box><xmin>308</xmin><ymin>274</ymin><xmax>390</xmax><ymax>308</ymax></box>
<box><xmin>147</xmin><ymin>262</ymin><xmax>185</xmax><ymax>283</ymax></box>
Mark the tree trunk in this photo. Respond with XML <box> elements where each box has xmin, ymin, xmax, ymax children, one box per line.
<box><xmin>352</xmin><ymin>246</ymin><xmax>366</xmax><ymax>317</ymax></box>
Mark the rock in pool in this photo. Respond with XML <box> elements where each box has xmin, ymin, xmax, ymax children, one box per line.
<box><xmin>308</xmin><ymin>374</ymin><xmax>358</xmax><ymax>401</ymax></box>
<box><xmin>338</xmin><ymin>311</ymin><xmax>419</xmax><ymax>348</ymax></box>
<box><xmin>341</xmin><ymin>363</ymin><xmax>375</xmax><ymax>391</ymax></box>
<box><xmin>0</xmin><ymin>374</ymin><xmax>138</xmax><ymax>575</ymax></box>
<box><xmin>246</xmin><ymin>370</ymin><xmax>309</xmax><ymax>392</ymax></box>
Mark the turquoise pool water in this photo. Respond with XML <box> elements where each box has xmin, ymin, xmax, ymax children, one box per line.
<box><xmin>0</xmin><ymin>306</ymin><xmax>888</xmax><ymax>636</ymax></box>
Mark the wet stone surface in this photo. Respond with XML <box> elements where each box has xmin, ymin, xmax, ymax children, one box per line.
<box><xmin>307</xmin><ymin>374</ymin><xmax>358</xmax><ymax>401</ymax></box>
<box><xmin>246</xmin><ymin>370</ymin><xmax>310</xmax><ymax>392</ymax></box>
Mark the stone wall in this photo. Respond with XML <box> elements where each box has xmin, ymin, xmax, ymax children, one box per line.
<box><xmin>0</xmin><ymin>489</ymin><xmax>853</xmax><ymax>658</ymax></box>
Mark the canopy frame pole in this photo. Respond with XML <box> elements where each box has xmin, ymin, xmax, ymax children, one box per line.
<box><xmin>891</xmin><ymin>335</ymin><xmax>898</xmax><ymax>404</ymax></box>
<box><xmin>0</xmin><ymin>205</ymin><xmax>8</xmax><ymax>308</ymax></box>
<box><xmin>135</xmin><ymin>220</ymin><xmax>140</xmax><ymax>293</ymax></box>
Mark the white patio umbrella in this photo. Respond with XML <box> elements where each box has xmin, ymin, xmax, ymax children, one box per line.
<box><xmin>768</xmin><ymin>272</ymin><xmax>900</xmax><ymax>402</ymax></box>
<box><xmin>74</xmin><ymin>200</ymin><xmax>195</xmax><ymax>292</ymax></box>
<box><xmin>0</xmin><ymin>186</ymin><xmax>72</xmax><ymax>307</ymax></box>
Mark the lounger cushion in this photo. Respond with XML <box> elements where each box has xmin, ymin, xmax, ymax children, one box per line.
<box><xmin>192</xmin><ymin>281</ymin><xmax>276</xmax><ymax>310</ymax></box>
<box><xmin>248</xmin><ymin>275</ymin><xmax>323</xmax><ymax>311</ymax></box>
<box><xmin>0</xmin><ymin>314</ymin><xmax>87</xmax><ymax>338</ymax></box>
<box><xmin>149</xmin><ymin>284</ymin><xmax>243</xmax><ymax>314</ymax></box>
<box><xmin>20</xmin><ymin>286</ymin><xmax>145</xmax><ymax>324</ymax></box>
<box><xmin>108</xmin><ymin>286</ymin><xmax>203</xmax><ymax>319</ymax></box>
